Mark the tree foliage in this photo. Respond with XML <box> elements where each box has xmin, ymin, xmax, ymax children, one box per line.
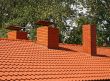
<box><xmin>0</xmin><ymin>0</ymin><xmax>110</xmax><ymax>46</ymax></box>
<box><xmin>0</xmin><ymin>0</ymin><xmax>76</xmax><ymax>42</ymax></box>
<box><xmin>78</xmin><ymin>0</ymin><xmax>110</xmax><ymax>46</ymax></box>
<box><xmin>0</xmin><ymin>0</ymin><xmax>73</xmax><ymax>26</ymax></box>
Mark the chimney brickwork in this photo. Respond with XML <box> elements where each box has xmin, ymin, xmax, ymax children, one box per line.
<box><xmin>37</xmin><ymin>26</ymin><xmax>59</xmax><ymax>49</ymax></box>
<box><xmin>82</xmin><ymin>24</ymin><xmax>97</xmax><ymax>55</ymax></box>
<box><xmin>8</xmin><ymin>31</ymin><xmax>28</xmax><ymax>40</ymax></box>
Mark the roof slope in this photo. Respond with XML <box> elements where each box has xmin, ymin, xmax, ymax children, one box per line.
<box><xmin>0</xmin><ymin>39</ymin><xmax>110</xmax><ymax>81</ymax></box>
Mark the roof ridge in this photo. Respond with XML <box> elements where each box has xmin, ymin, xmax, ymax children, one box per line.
<box><xmin>0</xmin><ymin>38</ymin><xmax>32</xmax><ymax>42</ymax></box>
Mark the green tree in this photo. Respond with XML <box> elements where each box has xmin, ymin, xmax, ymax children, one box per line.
<box><xmin>78</xmin><ymin>0</ymin><xmax>110</xmax><ymax>46</ymax></box>
<box><xmin>2</xmin><ymin>0</ymin><xmax>110</xmax><ymax>46</ymax></box>
<box><xmin>0</xmin><ymin>0</ymin><xmax>76</xmax><ymax>42</ymax></box>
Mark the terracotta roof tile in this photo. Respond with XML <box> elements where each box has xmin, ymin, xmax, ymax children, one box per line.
<box><xmin>0</xmin><ymin>39</ymin><xmax>110</xmax><ymax>81</ymax></box>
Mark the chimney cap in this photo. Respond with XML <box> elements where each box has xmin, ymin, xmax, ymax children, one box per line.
<box><xmin>6</xmin><ymin>25</ymin><xmax>22</xmax><ymax>31</ymax></box>
<box><xmin>35</xmin><ymin>20</ymin><xmax>53</xmax><ymax>26</ymax></box>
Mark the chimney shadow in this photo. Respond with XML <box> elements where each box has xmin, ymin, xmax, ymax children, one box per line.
<box><xmin>93</xmin><ymin>54</ymin><xmax>110</xmax><ymax>58</ymax></box>
<box><xmin>56</xmin><ymin>47</ymin><xmax>77</xmax><ymax>52</ymax></box>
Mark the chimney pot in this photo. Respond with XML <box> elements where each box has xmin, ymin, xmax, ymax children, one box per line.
<box><xmin>82</xmin><ymin>24</ymin><xmax>97</xmax><ymax>55</ymax></box>
<box><xmin>8</xmin><ymin>31</ymin><xmax>28</xmax><ymax>40</ymax></box>
<box><xmin>37</xmin><ymin>26</ymin><xmax>59</xmax><ymax>49</ymax></box>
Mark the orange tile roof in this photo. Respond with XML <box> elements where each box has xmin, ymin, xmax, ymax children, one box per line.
<box><xmin>0</xmin><ymin>39</ymin><xmax>110</xmax><ymax>81</ymax></box>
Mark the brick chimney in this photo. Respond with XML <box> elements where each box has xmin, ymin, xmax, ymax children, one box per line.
<box><xmin>37</xmin><ymin>26</ymin><xmax>59</xmax><ymax>49</ymax></box>
<box><xmin>82</xmin><ymin>24</ymin><xmax>97</xmax><ymax>55</ymax></box>
<box><xmin>8</xmin><ymin>31</ymin><xmax>28</xmax><ymax>40</ymax></box>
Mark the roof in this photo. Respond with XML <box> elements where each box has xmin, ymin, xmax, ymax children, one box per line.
<box><xmin>0</xmin><ymin>39</ymin><xmax>110</xmax><ymax>81</ymax></box>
